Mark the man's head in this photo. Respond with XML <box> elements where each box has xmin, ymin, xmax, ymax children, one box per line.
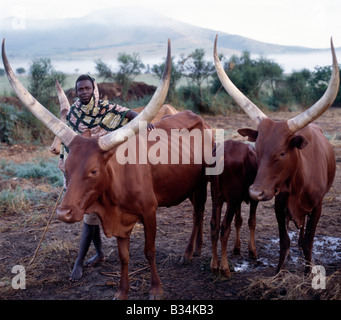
<box><xmin>76</xmin><ymin>75</ymin><xmax>95</xmax><ymax>105</ymax></box>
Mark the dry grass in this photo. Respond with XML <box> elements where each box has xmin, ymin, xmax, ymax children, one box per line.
<box><xmin>241</xmin><ymin>269</ymin><xmax>341</xmax><ymax>300</ymax></box>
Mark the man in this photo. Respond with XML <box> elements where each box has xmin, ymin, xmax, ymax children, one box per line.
<box><xmin>59</xmin><ymin>74</ymin><xmax>153</xmax><ymax>282</ymax></box>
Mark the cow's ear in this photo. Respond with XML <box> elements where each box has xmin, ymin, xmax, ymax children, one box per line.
<box><xmin>290</xmin><ymin>135</ymin><xmax>308</xmax><ymax>150</ymax></box>
<box><xmin>103</xmin><ymin>149</ymin><xmax>116</xmax><ymax>164</ymax></box>
<box><xmin>81</xmin><ymin>129</ymin><xmax>91</xmax><ymax>138</ymax></box>
<box><xmin>237</xmin><ymin>128</ymin><xmax>258</xmax><ymax>142</ymax></box>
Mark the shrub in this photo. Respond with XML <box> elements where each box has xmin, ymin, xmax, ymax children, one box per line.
<box><xmin>0</xmin><ymin>103</ymin><xmax>54</xmax><ymax>144</ymax></box>
<box><xmin>0</xmin><ymin>104</ymin><xmax>18</xmax><ymax>144</ymax></box>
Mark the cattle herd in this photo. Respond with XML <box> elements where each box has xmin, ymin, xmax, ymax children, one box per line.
<box><xmin>1</xmin><ymin>34</ymin><xmax>340</xmax><ymax>300</ymax></box>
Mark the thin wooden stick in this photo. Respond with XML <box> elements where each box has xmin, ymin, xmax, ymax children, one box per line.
<box><xmin>28</xmin><ymin>188</ymin><xmax>64</xmax><ymax>265</ymax></box>
<box><xmin>102</xmin><ymin>266</ymin><xmax>149</xmax><ymax>278</ymax></box>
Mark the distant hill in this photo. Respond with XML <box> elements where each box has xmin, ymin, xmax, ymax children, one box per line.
<box><xmin>0</xmin><ymin>6</ymin><xmax>330</xmax><ymax>63</ymax></box>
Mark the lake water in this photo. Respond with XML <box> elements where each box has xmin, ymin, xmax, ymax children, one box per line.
<box><xmin>7</xmin><ymin>50</ymin><xmax>339</xmax><ymax>75</ymax></box>
<box><xmin>268</xmin><ymin>50</ymin><xmax>338</xmax><ymax>72</ymax></box>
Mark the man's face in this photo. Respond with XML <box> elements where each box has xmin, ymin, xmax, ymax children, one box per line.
<box><xmin>76</xmin><ymin>79</ymin><xmax>94</xmax><ymax>105</ymax></box>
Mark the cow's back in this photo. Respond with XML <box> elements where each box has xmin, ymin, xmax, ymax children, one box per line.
<box><xmin>150</xmin><ymin>110</ymin><xmax>212</xmax><ymax>206</ymax></box>
<box><xmin>106</xmin><ymin>111</ymin><xmax>211</xmax><ymax>210</ymax></box>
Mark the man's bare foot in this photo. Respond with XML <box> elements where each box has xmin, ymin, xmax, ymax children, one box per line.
<box><xmin>69</xmin><ymin>264</ymin><xmax>83</xmax><ymax>282</ymax></box>
<box><xmin>84</xmin><ymin>254</ymin><xmax>106</xmax><ymax>267</ymax></box>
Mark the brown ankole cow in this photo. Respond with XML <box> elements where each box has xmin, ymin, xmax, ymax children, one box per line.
<box><xmin>2</xmin><ymin>39</ymin><xmax>215</xmax><ymax>299</ymax></box>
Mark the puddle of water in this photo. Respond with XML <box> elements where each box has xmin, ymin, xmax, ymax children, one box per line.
<box><xmin>233</xmin><ymin>261</ymin><xmax>250</xmax><ymax>272</ymax></box>
<box><xmin>230</xmin><ymin>232</ymin><xmax>341</xmax><ymax>273</ymax></box>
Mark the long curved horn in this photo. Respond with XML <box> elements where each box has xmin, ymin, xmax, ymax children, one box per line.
<box><xmin>55</xmin><ymin>79</ymin><xmax>70</xmax><ymax>118</ymax></box>
<box><xmin>2</xmin><ymin>39</ymin><xmax>77</xmax><ymax>147</ymax></box>
<box><xmin>98</xmin><ymin>39</ymin><xmax>172</xmax><ymax>151</ymax></box>
<box><xmin>287</xmin><ymin>38</ymin><xmax>340</xmax><ymax>133</ymax></box>
<box><xmin>214</xmin><ymin>35</ymin><xmax>267</xmax><ymax>124</ymax></box>
<box><xmin>49</xmin><ymin>80</ymin><xmax>71</xmax><ymax>155</ymax></box>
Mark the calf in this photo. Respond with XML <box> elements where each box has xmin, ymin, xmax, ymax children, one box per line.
<box><xmin>210</xmin><ymin>140</ymin><xmax>258</xmax><ymax>278</ymax></box>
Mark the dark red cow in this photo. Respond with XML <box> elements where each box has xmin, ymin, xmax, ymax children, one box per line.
<box><xmin>3</xmin><ymin>39</ymin><xmax>214</xmax><ymax>299</ymax></box>
<box><xmin>214</xmin><ymin>35</ymin><xmax>339</xmax><ymax>273</ymax></box>
<box><xmin>210</xmin><ymin>140</ymin><xmax>258</xmax><ymax>278</ymax></box>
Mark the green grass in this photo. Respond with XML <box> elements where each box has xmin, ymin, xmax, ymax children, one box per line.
<box><xmin>0</xmin><ymin>157</ymin><xmax>63</xmax><ymax>187</ymax></box>
<box><xmin>0</xmin><ymin>75</ymin><xmax>29</xmax><ymax>96</ymax></box>
<box><xmin>0</xmin><ymin>186</ymin><xmax>54</xmax><ymax>214</ymax></box>
<box><xmin>0</xmin><ymin>157</ymin><xmax>63</xmax><ymax>214</ymax></box>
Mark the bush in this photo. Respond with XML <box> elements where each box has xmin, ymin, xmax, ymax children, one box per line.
<box><xmin>0</xmin><ymin>104</ymin><xmax>18</xmax><ymax>144</ymax></box>
<box><xmin>0</xmin><ymin>103</ymin><xmax>54</xmax><ymax>144</ymax></box>
<box><xmin>29</xmin><ymin>58</ymin><xmax>66</xmax><ymax>111</ymax></box>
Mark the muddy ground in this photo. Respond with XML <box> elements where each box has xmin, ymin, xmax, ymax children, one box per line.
<box><xmin>0</xmin><ymin>110</ymin><xmax>340</xmax><ymax>301</ymax></box>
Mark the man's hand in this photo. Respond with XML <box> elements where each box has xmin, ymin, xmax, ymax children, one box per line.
<box><xmin>147</xmin><ymin>123</ymin><xmax>155</xmax><ymax>131</ymax></box>
<box><xmin>126</xmin><ymin>110</ymin><xmax>155</xmax><ymax>131</ymax></box>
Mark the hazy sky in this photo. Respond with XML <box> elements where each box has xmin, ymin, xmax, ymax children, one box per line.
<box><xmin>1</xmin><ymin>0</ymin><xmax>340</xmax><ymax>49</ymax></box>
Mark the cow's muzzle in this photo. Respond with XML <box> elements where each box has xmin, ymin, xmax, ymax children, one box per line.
<box><xmin>249</xmin><ymin>185</ymin><xmax>279</xmax><ymax>201</ymax></box>
<box><xmin>56</xmin><ymin>206</ymin><xmax>83</xmax><ymax>223</ymax></box>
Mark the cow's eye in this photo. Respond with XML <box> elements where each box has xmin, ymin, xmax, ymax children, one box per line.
<box><xmin>90</xmin><ymin>169</ymin><xmax>97</xmax><ymax>175</ymax></box>
<box><xmin>280</xmin><ymin>152</ymin><xmax>286</xmax><ymax>157</ymax></box>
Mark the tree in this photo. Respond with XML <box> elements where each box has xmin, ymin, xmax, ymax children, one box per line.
<box><xmin>287</xmin><ymin>65</ymin><xmax>341</xmax><ymax>108</ymax></box>
<box><xmin>181</xmin><ymin>48</ymin><xmax>215</xmax><ymax>113</ymax></box>
<box><xmin>184</xmin><ymin>48</ymin><xmax>214</xmax><ymax>89</ymax></box>
<box><xmin>94</xmin><ymin>59</ymin><xmax>115</xmax><ymax>81</ymax></box>
<box><xmin>29</xmin><ymin>58</ymin><xmax>66</xmax><ymax>110</ymax></box>
<box><xmin>152</xmin><ymin>56</ymin><xmax>182</xmax><ymax>101</ymax></box>
<box><xmin>211</xmin><ymin>51</ymin><xmax>284</xmax><ymax>109</ymax></box>
<box><xmin>285</xmin><ymin>69</ymin><xmax>312</xmax><ymax>107</ymax></box>
<box><xmin>309</xmin><ymin>66</ymin><xmax>333</xmax><ymax>102</ymax></box>
<box><xmin>16</xmin><ymin>67</ymin><xmax>26</xmax><ymax>75</ymax></box>
<box><xmin>114</xmin><ymin>52</ymin><xmax>145</xmax><ymax>101</ymax></box>
<box><xmin>94</xmin><ymin>53</ymin><xmax>145</xmax><ymax>101</ymax></box>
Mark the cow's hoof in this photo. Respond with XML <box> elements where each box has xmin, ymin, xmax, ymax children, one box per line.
<box><xmin>233</xmin><ymin>248</ymin><xmax>241</xmax><ymax>255</ymax></box>
<box><xmin>193</xmin><ymin>249</ymin><xmax>202</xmax><ymax>257</ymax></box>
<box><xmin>179</xmin><ymin>256</ymin><xmax>193</xmax><ymax>265</ymax></box>
<box><xmin>211</xmin><ymin>267</ymin><xmax>219</xmax><ymax>275</ymax></box>
<box><xmin>249</xmin><ymin>250</ymin><xmax>258</xmax><ymax>260</ymax></box>
<box><xmin>219</xmin><ymin>268</ymin><xmax>231</xmax><ymax>279</ymax></box>
<box><xmin>113</xmin><ymin>291</ymin><xmax>128</xmax><ymax>300</ymax></box>
<box><xmin>149</xmin><ymin>293</ymin><xmax>164</xmax><ymax>300</ymax></box>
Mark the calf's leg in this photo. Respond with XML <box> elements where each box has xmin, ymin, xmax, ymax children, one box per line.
<box><xmin>301</xmin><ymin>204</ymin><xmax>321</xmax><ymax>274</ymax></box>
<box><xmin>233</xmin><ymin>205</ymin><xmax>242</xmax><ymax>255</ymax></box>
<box><xmin>219</xmin><ymin>202</ymin><xmax>237</xmax><ymax>278</ymax></box>
<box><xmin>210</xmin><ymin>187</ymin><xmax>223</xmax><ymax>273</ymax></box>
